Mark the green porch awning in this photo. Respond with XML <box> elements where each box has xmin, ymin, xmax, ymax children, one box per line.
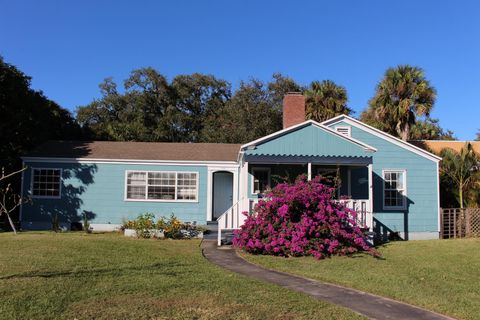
<box><xmin>243</xmin><ymin>123</ymin><xmax>374</xmax><ymax>162</ymax></box>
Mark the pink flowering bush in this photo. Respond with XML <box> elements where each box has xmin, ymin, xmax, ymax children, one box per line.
<box><xmin>233</xmin><ymin>176</ymin><xmax>379</xmax><ymax>259</ymax></box>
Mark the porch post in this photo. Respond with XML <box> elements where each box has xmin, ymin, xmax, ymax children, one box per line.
<box><xmin>241</xmin><ymin>161</ymin><xmax>249</xmax><ymax>213</ymax></box>
<box><xmin>307</xmin><ymin>162</ymin><xmax>312</xmax><ymax>180</ymax></box>
<box><xmin>368</xmin><ymin>163</ymin><xmax>373</xmax><ymax>230</ymax></box>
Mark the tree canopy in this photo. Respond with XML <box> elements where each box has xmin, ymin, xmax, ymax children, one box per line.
<box><xmin>409</xmin><ymin>118</ymin><xmax>455</xmax><ymax>141</ymax></box>
<box><xmin>360</xmin><ymin>65</ymin><xmax>436</xmax><ymax>141</ymax></box>
<box><xmin>0</xmin><ymin>56</ymin><xmax>81</xmax><ymax>168</ymax></box>
<box><xmin>305</xmin><ymin>80</ymin><xmax>352</xmax><ymax>122</ymax></box>
<box><xmin>78</xmin><ymin>71</ymin><xmax>303</xmax><ymax>144</ymax></box>
<box><xmin>440</xmin><ymin>143</ymin><xmax>480</xmax><ymax>208</ymax></box>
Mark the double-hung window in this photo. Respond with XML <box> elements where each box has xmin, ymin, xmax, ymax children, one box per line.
<box><xmin>383</xmin><ymin>170</ymin><xmax>406</xmax><ymax>210</ymax></box>
<box><xmin>125</xmin><ymin>171</ymin><xmax>198</xmax><ymax>201</ymax></box>
<box><xmin>32</xmin><ymin>168</ymin><xmax>62</xmax><ymax>198</ymax></box>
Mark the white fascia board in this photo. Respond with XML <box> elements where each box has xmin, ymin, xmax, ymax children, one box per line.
<box><xmin>322</xmin><ymin>115</ymin><xmax>442</xmax><ymax>162</ymax></box>
<box><xmin>21</xmin><ymin>157</ymin><xmax>239</xmax><ymax>167</ymax></box>
<box><xmin>241</xmin><ymin>119</ymin><xmax>377</xmax><ymax>152</ymax></box>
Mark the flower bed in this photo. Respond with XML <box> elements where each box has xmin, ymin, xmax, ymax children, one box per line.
<box><xmin>123</xmin><ymin>213</ymin><xmax>206</xmax><ymax>239</ymax></box>
<box><xmin>233</xmin><ymin>176</ymin><xmax>379</xmax><ymax>259</ymax></box>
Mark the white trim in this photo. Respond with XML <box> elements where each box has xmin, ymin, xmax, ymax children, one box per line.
<box><xmin>90</xmin><ymin>223</ymin><xmax>122</xmax><ymax>232</ymax></box>
<box><xmin>240</xmin><ymin>119</ymin><xmax>377</xmax><ymax>152</ymax></box>
<box><xmin>124</xmin><ymin>170</ymin><xmax>199</xmax><ymax>203</ymax></box>
<box><xmin>207</xmin><ymin>165</ymin><xmax>239</xmax><ymax>221</ymax></box>
<box><xmin>368</xmin><ymin>164</ymin><xmax>373</xmax><ymax>225</ymax></box>
<box><xmin>436</xmin><ymin>161</ymin><xmax>441</xmax><ymax>234</ymax></box>
<box><xmin>322</xmin><ymin>115</ymin><xmax>441</xmax><ymax>162</ymax></box>
<box><xmin>240</xmin><ymin>161</ymin><xmax>249</xmax><ymax>213</ymax></box>
<box><xmin>382</xmin><ymin>169</ymin><xmax>407</xmax><ymax>211</ymax></box>
<box><xmin>21</xmin><ymin>157</ymin><xmax>239</xmax><ymax>166</ymax></box>
<box><xmin>307</xmin><ymin>162</ymin><xmax>312</xmax><ymax>180</ymax></box>
<box><xmin>30</xmin><ymin>167</ymin><xmax>62</xmax><ymax>199</ymax></box>
<box><xmin>207</xmin><ymin>170</ymin><xmax>213</xmax><ymax>221</ymax></box>
<box><xmin>335</xmin><ymin>126</ymin><xmax>351</xmax><ymax>137</ymax></box>
<box><xmin>251</xmin><ymin>167</ymin><xmax>271</xmax><ymax>195</ymax></box>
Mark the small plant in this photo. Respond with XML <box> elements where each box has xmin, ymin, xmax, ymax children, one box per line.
<box><xmin>122</xmin><ymin>213</ymin><xmax>156</xmax><ymax>238</ymax></box>
<box><xmin>157</xmin><ymin>213</ymin><xmax>183</xmax><ymax>239</ymax></box>
<box><xmin>83</xmin><ymin>212</ymin><xmax>91</xmax><ymax>234</ymax></box>
<box><xmin>134</xmin><ymin>213</ymin><xmax>156</xmax><ymax>238</ymax></box>
<box><xmin>52</xmin><ymin>213</ymin><xmax>60</xmax><ymax>233</ymax></box>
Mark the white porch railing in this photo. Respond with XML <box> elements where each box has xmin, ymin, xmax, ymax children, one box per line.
<box><xmin>216</xmin><ymin>198</ymin><xmax>247</xmax><ymax>246</ymax></box>
<box><xmin>216</xmin><ymin>198</ymin><xmax>372</xmax><ymax>246</ymax></box>
<box><xmin>335</xmin><ymin>199</ymin><xmax>372</xmax><ymax>229</ymax></box>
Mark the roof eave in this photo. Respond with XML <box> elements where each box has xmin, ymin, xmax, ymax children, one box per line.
<box><xmin>321</xmin><ymin>115</ymin><xmax>442</xmax><ymax>162</ymax></box>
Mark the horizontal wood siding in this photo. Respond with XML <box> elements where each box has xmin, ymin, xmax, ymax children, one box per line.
<box><xmin>328</xmin><ymin>121</ymin><xmax>439</xmax><ymax>235</ymax></box>
<box><xmin>245</xmin><ymin>125</ymin><xmax>370</xmax><ymax>157</ymax></box>
<box><xmin>21</xmin><ymin>162</ymin><xmax>208</xmax><ymax>227</ymax></box>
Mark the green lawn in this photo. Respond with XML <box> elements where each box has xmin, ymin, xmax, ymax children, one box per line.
<box><xmin>0</xmin><ymin>232</ymin><xmax>363</xmax><ymax>320</ymax></box>
<box><xmin>241</xmin><ymin>239</ymin><xmax>480</xmax><ymax>320</ymax></box>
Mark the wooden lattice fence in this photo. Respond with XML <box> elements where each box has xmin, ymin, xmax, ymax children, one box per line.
<box><xmin>441</xmin><ymin>208</ymin><xmax>480</xmax><ymax>238</ymax></box>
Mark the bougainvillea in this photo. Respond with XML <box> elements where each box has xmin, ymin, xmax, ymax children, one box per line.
<box><xmin>233</xmin><ymin>175</ymin><xmax>379</xmax><ymax>259</ymax></box>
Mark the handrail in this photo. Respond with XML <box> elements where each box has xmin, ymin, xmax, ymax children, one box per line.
<box><xmin>216</xmin><ymin>198</ymin><xmax>245</xmax><ymax>246</ymax></box>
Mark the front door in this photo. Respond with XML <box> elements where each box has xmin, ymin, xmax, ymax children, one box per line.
<box><xmin>213</xmin><ymin>172</ymin><xmax>233</xmax><ymax>220</ymax></box>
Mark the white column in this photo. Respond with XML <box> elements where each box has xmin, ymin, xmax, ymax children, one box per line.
<box><xmin>241</xmin><ymin>161</ymin><xmax>249</xmax><ymax>213</ymax></box>
<box><xmin>206</xmin><ymin>170</ymin><xmax>213</xmax><ymax>222</ymax></box>
<box><xmin>367</xmin><ymin>163</ymin><xmax>374</xmax><ymax>230</ymax></box>
<box><xmin>307</xmin><ymin>162</ymin><xmax>312</xmax><ymax>180</ymax></box>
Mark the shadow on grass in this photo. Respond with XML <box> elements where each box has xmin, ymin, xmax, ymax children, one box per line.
<box><xmin>0</xmin><ymin>261</ymin><xmax>191</xmax><ymax>280</ymax></box>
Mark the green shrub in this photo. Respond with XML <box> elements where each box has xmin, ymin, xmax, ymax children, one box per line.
<box><xmin>83</xmin><ymin>212</ymin><xmax>91</xmax><ymax>233</ymax></box>
<box><xmin>123</xmin><ymin>213</ymin><xmax>156</xmax><ymax>238</ymax></box>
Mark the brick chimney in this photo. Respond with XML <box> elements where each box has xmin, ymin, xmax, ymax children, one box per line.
<box><xmin>283</xmin><ymin>93</ymin><xmax>306</xmax><ymax>128</ymax></box>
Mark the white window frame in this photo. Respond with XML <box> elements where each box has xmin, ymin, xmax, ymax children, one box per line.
<box><xmin>335</xmin><ymin>126</ymin><xmax>351</xmax><ymax>137</ymax></box>
<box><xmin>382</xmin><ymin>169</ymin><xmax>407</xmax><ymax>210</ymax></box>
<box><xmin>251</xmin><ymin>167</ymin><xmax>271</xmax><ymax>195</ymax></box>
<box><xmin>31</xmin><ymin>168</ymin><xmax>62</xmax><ymax>199</ymax></box>
<box><xmin>124</xmin><ymin>170</ymin><xmax>199</xmax><ymax>203</ymax></box>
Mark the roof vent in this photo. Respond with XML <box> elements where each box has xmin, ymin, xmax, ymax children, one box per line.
<box><xmin>335</xmin><ymin>126</ymin><xmax>351</xmax><ymax>137</ymax></box>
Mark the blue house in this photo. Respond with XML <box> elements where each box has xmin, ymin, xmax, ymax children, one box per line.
<box><xmin>20</xmin><ymin>93</ymin><xmax>441</xmax><ymax>242</ymax></box>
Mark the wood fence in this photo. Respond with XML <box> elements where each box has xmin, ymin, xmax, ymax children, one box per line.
<box><xmin>441</xmin><ymin>208</ymin><xmax>480</xmax><ymax>238</ymax></box>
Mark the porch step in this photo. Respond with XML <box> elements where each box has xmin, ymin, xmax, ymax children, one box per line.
<box><xmin>220</xmin><ymin>230</ymin><xmax>235</xmax><ymax>245</ymax></box>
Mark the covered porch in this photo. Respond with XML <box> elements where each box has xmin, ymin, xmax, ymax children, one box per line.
<box><xmin>216</xmin><ymin>121</ymin><xmax>377</xmax><ymax>245</ymax></box>
<box><xmin>242</xmin><ymin>155</ymin><xmax>374</xmax><ymax>229</ymax></box>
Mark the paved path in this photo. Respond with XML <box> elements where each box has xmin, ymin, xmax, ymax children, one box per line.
<box><xmin>201</xmin><ymin>240</ymin><xmax>455</xmax><ymax>320</ymax></box>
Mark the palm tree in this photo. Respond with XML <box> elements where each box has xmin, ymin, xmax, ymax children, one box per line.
<box><xmin>440</xmin><ymin>143</ymin><xmax>480</xmax><ymax>208</ymax></box>
<box><xmin>361</xmin><ymin>65</ymin><xmax>436</xmax><ymax>141</ymax></box>
<box><xmin>305</xmin><ymin>80</ymin><xmax>351</xmax><ymax>122</ymax></box>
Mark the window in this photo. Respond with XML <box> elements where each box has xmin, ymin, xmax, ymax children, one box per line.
<box><xmin>125</xmin><ymin>171</ymin><xmax>198</xmax><ymax>201</ymax></box>
<box><xmin>32</xmin><ymin>168</ymin><xmax>61</xmax><ymax>198</ymax></box>
<box><xmin>252</xmin><ymin>168</ymin><xmax>270</xmax><ymax>194</ymax></box>
<box><xmin>383</xmin><ymin>170</ymin><xmax>407</xmax><ymax>210</ymax></box>
<box><xmin>335</xmin><ymin>126</ymin><xmax>351</xmax><ymax>137</ymax></box>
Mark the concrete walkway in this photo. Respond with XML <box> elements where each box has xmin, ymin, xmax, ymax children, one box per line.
<box><xmin>201</xmin><ymin>240</ymin><xmax>455</xmax><ymax>320</ymax></box>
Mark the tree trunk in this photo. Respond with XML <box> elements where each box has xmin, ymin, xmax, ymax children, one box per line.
<box><xmin>6</xmin><ymin>213</ymin><xmax>17</xmax><ymax>234</ymax></box>
<box><xmin>396</xmin><ymin>122</ymin><xmax>409</xmax><ymax>141</ymax></box>
<box><xmin>459</xmin><ymin>184</ymin><xmax>464</xmax><ymax>209</ymax></box>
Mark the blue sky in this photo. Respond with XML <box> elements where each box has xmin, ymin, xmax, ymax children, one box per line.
<box><xmin>1</xmin><ymin>0</ymin><xmax>479</xmax><ymax>140</ymax></box>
